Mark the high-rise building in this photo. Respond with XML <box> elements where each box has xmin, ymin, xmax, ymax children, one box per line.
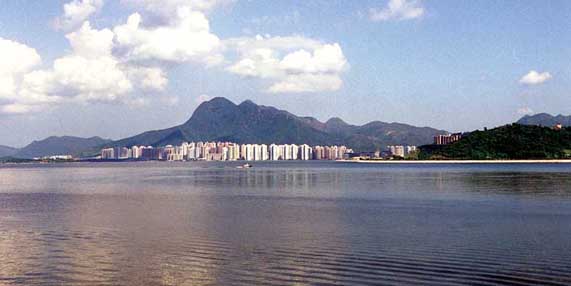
<box><xmin>101</xmin><ymin>142</ymin><xmax>352</xmax><ymax>162</ymax></box>
<box><xmin>300</xmin><ymin>144</ymin><xmax>313</xmax><ymax>160</ymax></box>
<box><xmin>101</xmin><ymin>148</ymin><xmax>115</xmax><ymax>159</ymax></box>
<box><xmin>269</xmin><ymin>144</ymin><xmax>280</xmax><ymax>160</ymax></box>
<box><xmin>434</xmin><ymin>134</ymin><xmax>462</xmax><ymax>145</ymax></box>
<box><xmin>387</xmin><ymin>145</ymin><xmax>406</xmax><ymax>158</ymax></box>
<box><xmin>261</xmin><ymin>144</ymin><xmax>269</xmax><ymax>161</ymax></box>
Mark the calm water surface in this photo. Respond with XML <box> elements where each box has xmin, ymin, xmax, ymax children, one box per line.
<box><xmin>1</xmin><ymin>161</ymin><xmax>571</xmax><ymax>285</ymax></box>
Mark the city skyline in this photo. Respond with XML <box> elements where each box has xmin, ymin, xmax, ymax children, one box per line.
<box><xmin>1</xmin><ymin>1</ymin><xmax>570</xmax><ymax>147</ymax></box>
<box><xmin>100</xmin><ymin>142</ymin><xmax>354</xmax><ymax>161</ymax></box>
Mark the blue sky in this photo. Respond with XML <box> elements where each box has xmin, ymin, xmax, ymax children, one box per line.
<box><xmin>0</xmin><ymin>0</ymin><xmax>570</xmax><ymax>147</ymax></box>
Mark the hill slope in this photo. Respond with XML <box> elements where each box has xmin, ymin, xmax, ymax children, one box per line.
<box><xmin>419</xmin><ymin>124</ymin><xmax>571</xmax><ymax>160</ymax></box>
<box><xmin>517</xmin><ymin>113</ymin><xmax>571</xmax><ymax>127</ymax></box>
<box><xmin>15</xmin><ymin>136</ymin><xmax>112</xmax><ymax>158</ymax></box>
<box><xmin>0</xmin><ymin>145</ymin><xmax>18</xmax><ymax>157</ymax></box>
<box><xmin>111</xmin><ymin>97</ymin><xmax>447</xmax><ymax>151</ymax></box>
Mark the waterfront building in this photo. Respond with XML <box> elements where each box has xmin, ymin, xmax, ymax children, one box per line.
<box><xmin>300</xmin><ymin>144</ymin><xmax>313</xmax><ymax>160</ymax></box>
<box><xmin>131</xmin><ymin>146</ymin><xmax>142</xmax><ymax>159</ymax></box>
<box><xmin>313</xmin><ymin>146</ymin><xmax>324</xmax><ymax>160</ymax></box>
<box><xmin>406</xmin><ymin>146</ymin><xmax>417</xmax><ymax>155</ymax></box>
<box><xmin>101</xmin><ymin>142</ymin><xmax>353</xmax><ymax>162</ymax></box>
<box><xmin>101</xmin><ymin>148</ymin><xmax>114</xmax><ymax>159</ymax></box>
<box><xmin>269</xmin><ymin>144</ymin><xmax>280</xmax><ymax>160</ymax></box>
<box><xmin>388</xmin><ymin>145</ymin><xmax>405</xmax><ymax>158</ymax></box>
<box><xmin>434</xmin><ymin>133</ymin><xmax>462</xmax><ymax>145</ymax></box>
<box><xmin>261</xmin><ymin>144</ymin><xmax>269</xmax><ymax>161</ymax></box>
<box><xmin>141</xmin><ymin>146</ymin><xmax>160</xmax><ymax>160</ymax></box>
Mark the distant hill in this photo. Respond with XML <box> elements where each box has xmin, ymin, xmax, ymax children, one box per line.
<box><xmin>419</xmin><ymin>124</ymin><xmax>571</xmax><ymax>160</ymax></box>
<box><xmin>110</xmin><ymin>97</ymin><xmax>447</xmax><ymax>152</ymax></box>
<box><xmin>0</xmin><ymin>145</ymin><xmax>18</xmax><ymax>157</ymax></box>
<box><xmin>15</xmin><ymin>136</ymin><xmax>112</xmax><ymax>158</ymax></box>
<box><xmin>517</xmin><ymin>113</ymin><xmax>571</xmax><ymax>127</ymax></box>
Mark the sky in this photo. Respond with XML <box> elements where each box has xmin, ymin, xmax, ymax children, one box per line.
<box><xmin>0</xmin><ymin>0</ymin><xmax>570</xmax><ymax>147</ymax></box>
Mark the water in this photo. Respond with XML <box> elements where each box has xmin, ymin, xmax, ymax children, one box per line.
<box><xmin>1</xmin><ymin>161</ymin><xmax>571</xmax><ymax>285</ymax></box>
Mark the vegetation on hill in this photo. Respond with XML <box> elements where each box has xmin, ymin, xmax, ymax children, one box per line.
<box><xmin>419</xmin><ymin>124</ymin><xmax>571</xmax><ymax>160</ymax></box>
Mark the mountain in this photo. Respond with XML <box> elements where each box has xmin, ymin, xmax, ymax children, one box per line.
<box><xmin>0</xmin><ymin>145</ymin><xmax>18</xmax><ymax>157</ymax></box>
<box><xmin>517</xmin><ymin>113</ymin><xmax>571</xmax><ymax>127</ymax></box>
<box><xmin>15</xmin><ymin>136</ymin><xmax>112</xmax><ymax>158</ymax></box>
<box><xmin>110</xmin><ymin>97</ymin><xmax>447</xmax><ymax>151</ymax></box>
<box><xmin>419</xmin><ymin>124</ymin><xmax>571</xmax><ymax>160</ymax></box>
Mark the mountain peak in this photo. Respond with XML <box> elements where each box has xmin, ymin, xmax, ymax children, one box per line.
<box><xmin>239</xmin><ymin>99</ymin><xmax>257</xmax><ymax>107</ymax></box>
<box><xmin>325</xmin><ymin>117</ymin><xmax>349</xmax><ymax>127</ymax></box>
<box><xmin>112</xmin><ymin>97</ymin><xmax>446</xmax><ymax>151</ymax></box>
<box><xmin>204</xmin><ymin>97</ymin><xmax>236</xmax><ymax>107</ymax></box>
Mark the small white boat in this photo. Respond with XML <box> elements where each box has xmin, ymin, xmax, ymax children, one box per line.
<box><xmin>236</xmin><ymin>163</ymin><xmax>253</xmax><ymax>169</ymax></box>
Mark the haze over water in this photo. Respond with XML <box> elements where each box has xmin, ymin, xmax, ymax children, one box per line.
<box><xmin>1</xmin><ymin>162</ymin><xmax>571</xmax><ymax>285</ymax></box>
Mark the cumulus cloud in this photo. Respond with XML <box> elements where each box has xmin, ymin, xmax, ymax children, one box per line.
<box><xmin>114</xmin><ymin>9</ymin><xmax>223</xmax><ymax>65</ymax></box>
<box><xmin>226</xmin><ymin>35</ymin><xmax>348</xmax><ymax>93</ymax></box>
<box><xmin>22</xmin><ymin>22</ymin><xmax>133</xmax><ymax>104</ymax></box>
<box><xmin>55</xmin><ymin>0</ymin><xmax>103</xmax><ymax>30</ymax></box>
<box><xmin>0</xmin><ymin>38</ymin><xmax>42</xmax><ymax>113</ymax></box>
<box><xmin>517</xmin><ymin>107</ymin><xmax>534</xmax><ymax>115</ymax></box>
<box><xmin>0</xmin><ymin>22</ymin><xmax>170</xmax><ymax>114</ymax></box>
<box><xmin>519</xmin><ymin>70</ymin><xmax>552</xmax><ymax>86</ymax></box>
<box><xmin>268</xmin><ymin>74</ymin><xmax>343</xmax><ymax>94</ymax></box>
<box><xmin>121</xmin><ymin>0</ymin><xmax>234</xmax><ymax>22</ymax></box>
<box><xmin>369</xmin><ymin>0</ymin><xmax>424</xmax><ymax>22</ymax></box>
<box><xmin>0</xmin><ymin>103</ymin><xmax>35</xmax><ymax>115</ymax></box>
<box><xmin>2</xmin><ymin>0</ymin><xmax>350</xmax><ymax>114</ymax></box>
<box><xmin>127</xmin><ymin>67</ymin><xmax>168</xmax><ymax>91</ymax></box>
<box><xmin>280</xmin><ymin>44</ymin><xmax>347</xmax><ymax>74</ymax></box>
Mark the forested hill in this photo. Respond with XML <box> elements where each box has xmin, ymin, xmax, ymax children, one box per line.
<box><xmin>419</xmin><ymin>124</ymin><xmax>571</xmax><ymax>160</ymax></box>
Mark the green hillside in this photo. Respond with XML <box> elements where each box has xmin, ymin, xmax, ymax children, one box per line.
<box><xmin>419</xmin><ymin>124</ymin><xmax>571</xmax><ymax>160</ymax></box>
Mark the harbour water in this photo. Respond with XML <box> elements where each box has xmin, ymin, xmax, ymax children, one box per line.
<box><xmin>1</xmin><ymin>161</ymin><xmax>570</xmax><ymax>285</ymax></box>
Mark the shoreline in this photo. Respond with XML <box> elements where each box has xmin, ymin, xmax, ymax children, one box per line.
<box><xmin>337</xmin><ymin>159</ymin><xmax>571</xmax><ymax>164</ymax></box>
<box><xmin>3</xmin><ymin>159</ymin><xmax>571</xmax><ymax>165</ymax></box>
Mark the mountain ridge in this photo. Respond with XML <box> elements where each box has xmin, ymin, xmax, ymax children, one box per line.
<box><xmin>517</xmin><ymin>113</ymin><xmax>571</xmax><ymax>127</ymax></box>
<box><xmin>0</xmin><ymin>145</ymin><xmax>18</xmax><ymax>157</ymax></box>
<box><xmin>110</xmin><ymin>97</ymin><xmax>448</xmax><ymax>151</ymax></box>
<box><xmin>15</xmin><ymin>136</ymin><xmax>112</xmax><ymax>158</ymax></box>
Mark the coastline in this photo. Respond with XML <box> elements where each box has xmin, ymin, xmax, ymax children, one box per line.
<box><xmin>337</xmin><ymin>159</ymin><xmax>571</xmax><ymax>164</ymax></box>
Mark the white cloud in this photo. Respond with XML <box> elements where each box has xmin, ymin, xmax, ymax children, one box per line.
<box><xmin>55</xmin><ymin>0</ymin><xmax>104</xmax><ymax>30</ymax></box>
<box><xmin>114</xmin><ymin>10</ymin><xmax>223</xmax><ymax>65</ymax></box>
<box><xmin>225</xmin><ymin>35</ymin><xmax>348</xmax><ymax>93</ymax></box>
<box><xmin>280</xmin><ymin>44</ymin><xmax>347</xmax><ymax>74</ymax></box>
<box><xmin>0</xmin><ymin>38</ymin><xmax>42</xmax><ymax>112</ymax></box>
<box><xmin>517</xmin><ymin>107</ymin><xmax>534</xmax><ymax>115</ymax></box>
<box><xmin>195</xmin><ymin>94</ymin><xmax>211</xmax><ymax>103</ymax></box>
<box><xmin>369</xmin><ymin>0</ymin><xmax>424</xmax><ymax>22</ymax></box>
<box><xmin>66</xmin><ymin>20</ymin><xmax>114</xmax><ymax>57</ymax></box>
<box><xmin>120</xmin><ymin>0</ymin><xmax>234</xmax><ymax>22</ymax></box>
<box><xmin>519</xmin><ymin>70</ymin><xmax>552</xmax><ymax>86</ymax></box>
<box><xmin>1</xmin><ymin>22</ymin><xmax>172</xmax><ymax>114</ymax></box>
<box><xmin>22</xmin><ymin>22</ymin><xmax>133</xmax><ymax>104</ymax></box>
<box><xmin>127</xmin><ymin>67</ymin><xmax>168</xmax><ymax>91</ymax></box>
<box><xmin>268</xmin><ymin>74</ymin><xmax>343</xmax><ymax>94</ymax></box>
<box><xmin>3</xmin><ymin>0</ymin><xmax>350</xmax><ymax>114</ymax></box>
<box><xmin>0</xmin><ymin>38</ymin><xmax>41</xmax><ymax>76</ymax></box>
<box><xmin>0</xmin><ymin>103</ymin><xmax>36</xmax><ymax>115</ymax></box>
<box><xmin>227</xmin><ymin>48</ymin><xmax>282</xmax><ymax>79</ymax></box>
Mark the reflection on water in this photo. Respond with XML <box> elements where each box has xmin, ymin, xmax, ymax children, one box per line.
<box><xmin>1</xmin><ymin>162</ymin><xmax>571</xmax><ymax>285</ymax></box>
